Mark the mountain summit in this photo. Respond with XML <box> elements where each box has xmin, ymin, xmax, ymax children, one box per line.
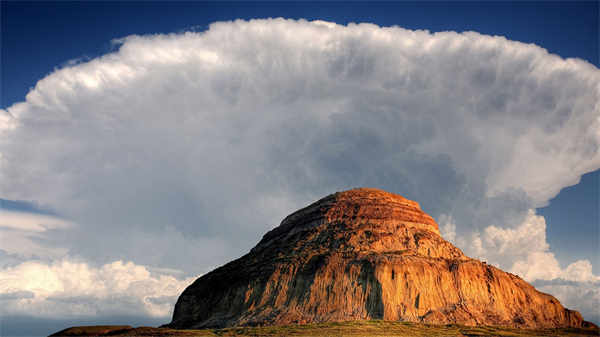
<box><xmin>167</xmin><ymin>188</ymin><xmax>584</xmax><ymax>329</ymax></box>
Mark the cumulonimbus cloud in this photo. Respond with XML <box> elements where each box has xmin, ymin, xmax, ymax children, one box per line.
<box><xmin>0</xmin><ymin>18</ymin><xmax>598</xmax><ymax>321</ymax></box>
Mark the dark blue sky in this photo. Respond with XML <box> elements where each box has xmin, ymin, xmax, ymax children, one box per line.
<box><xmin>540</xmin><ymin>170</ymin><xmax>599</xmax><ymax>267</ymax></box>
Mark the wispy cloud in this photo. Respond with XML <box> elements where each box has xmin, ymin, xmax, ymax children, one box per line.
<box><xmin>0</xmin><ymin>210</ymin><xmax>72</xmax><ymax>259</ymax></box>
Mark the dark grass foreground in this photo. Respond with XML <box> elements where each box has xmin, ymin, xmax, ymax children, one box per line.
<box><xmin>50</xmin><ymin>320</ymin><xmax>600</xmax><ymax>337</ymax></box>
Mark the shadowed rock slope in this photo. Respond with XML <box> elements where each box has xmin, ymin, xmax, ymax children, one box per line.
<box><xmin>167</xmin><ymin>188</ymin><xmax>585</xmax><ymax>329</ymax></box>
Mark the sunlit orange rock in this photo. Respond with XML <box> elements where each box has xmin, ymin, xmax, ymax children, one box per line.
<box><xmin>167</xmin><ymin>188</ymin><xmax>585</xmax><ymax>329</ymax></box>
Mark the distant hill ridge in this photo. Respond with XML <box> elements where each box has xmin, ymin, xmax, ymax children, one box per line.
<box><xmin>166</xmin><ymin>188</ymin><xmax>588</xmax><ymax>329</ymax></box>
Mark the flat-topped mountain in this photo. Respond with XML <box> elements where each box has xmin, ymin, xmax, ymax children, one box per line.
<box><xmin>166</xmin><ymin>188</ymin><xmax>585</xmax><ymax>329</ymax></box>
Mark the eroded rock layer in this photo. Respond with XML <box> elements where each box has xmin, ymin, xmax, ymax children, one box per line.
<box><xmin>167</xmin><ymin>188</ymin><xmax>584</xmax><ymax>329</ymax></box>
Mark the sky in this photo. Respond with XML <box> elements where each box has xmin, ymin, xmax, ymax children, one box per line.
<box><xmin>1</xmin><ymin>2</ymin><xmax>599</xmax><ymax>336</ymax></box>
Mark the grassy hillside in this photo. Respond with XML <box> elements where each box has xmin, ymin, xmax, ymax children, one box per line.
<box><xmin>50</xmin><ymin>320</ymin><xmax>600</xmax><ymax>337</ymax></box>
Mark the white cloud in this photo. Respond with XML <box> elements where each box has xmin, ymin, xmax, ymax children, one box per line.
<box><xmin>0</xmin><ymin>258</ymin><xmax>196</xmax><ymax>318</ymax></box>
<box><xmin>0</xmin><ymin>210</ymin><xmax>72</xmax><ymax>259</ymax></box>
<box><xmin>0</xmin><ymin>210</ymin><xmax>71</xmax><ymax>232</ymax></box>
<box><xmin>562</xmin><ymin>260</ymin><xmax>599</xmax><ymax>283</ymax></box>
<box><xmin>438</xmin><ymin>214</ymin><xmax>456</xmax><ymax>243</ymax></box>
<box><xmin>510</xmin><ymin>251</ymin><xmax>563</xmax><ymax>282</ymax></box>
<box><xmin>2</xmin><ymin>19</ymin><xmax>598</xmax><ymax>223</ymax></box>
<box><xmin>0</xmin><ymin>19</ymin><xmax>598</xmax><ymax>321</ymax></box>
<box><xmin>461</xmin><ymin>209</ymin><xmax>599</xmax><ymax>283</ymax></box>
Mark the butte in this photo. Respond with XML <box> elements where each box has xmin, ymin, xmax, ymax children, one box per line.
<box><xmin>166</xmin><ymin>188</ymin><xmax>586</xmax><ymax>329</ymax></box>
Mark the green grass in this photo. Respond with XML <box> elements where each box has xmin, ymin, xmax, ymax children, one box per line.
<box><xmin>49</xmin><ymin>320</ymin><xmax>600</xmax><ymax>337</ymax></box>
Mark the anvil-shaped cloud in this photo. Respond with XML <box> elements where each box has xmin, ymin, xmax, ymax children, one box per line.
<box><xmin>0</xmin><ymin>19</ymin><xmax>598</xmax><ymax>324</ymax></box>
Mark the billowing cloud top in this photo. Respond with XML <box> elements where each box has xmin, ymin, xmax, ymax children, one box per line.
<box><xmin>0</xmin><ymin>19</ymin><xmax>598</xmax><ymax>323</ymax></box>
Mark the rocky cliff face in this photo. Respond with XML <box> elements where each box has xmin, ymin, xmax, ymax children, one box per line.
<box><xmin>167</xmin><ymin>188</ymin><xmax>584</xmax><ymax>329</ymax></box>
